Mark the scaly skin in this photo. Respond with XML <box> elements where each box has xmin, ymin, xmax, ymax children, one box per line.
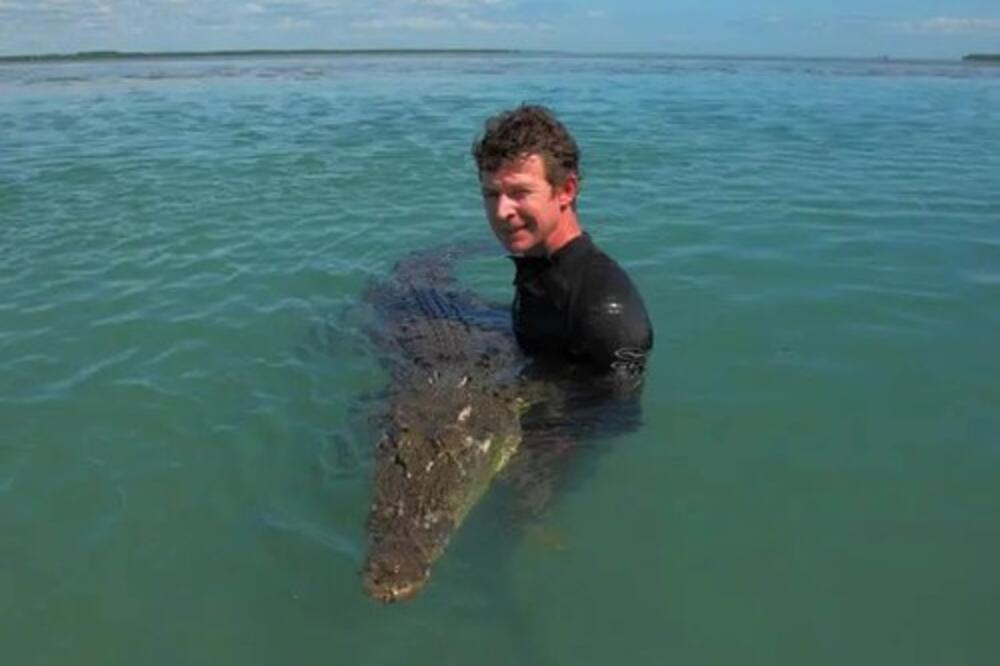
<box><xmin>361</xmin><ymin>248</ymin><xmax>532</xmax><ymax>603</ymax></box>
<box><xmin>362</xmin><ymin>370</ymin><xmax>526</xmax><ymax>602</ymax></box>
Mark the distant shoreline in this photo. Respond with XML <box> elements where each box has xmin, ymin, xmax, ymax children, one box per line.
<box><xmin>0</xmin><ymin>48</ymin><xmax>520</xmax><ymax>64</ymax></box>
<box><xmin>0</xmin><ymin>48</ymin><xmax>985</xmax><ymax>65</ymax></box>
<box><xmin>963</xmin><ymin>54</ymin><xmax>1000</xmax><ymax>63</ymax></box>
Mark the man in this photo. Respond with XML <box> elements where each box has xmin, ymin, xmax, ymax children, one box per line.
<box><xmin>472</xmin><ymin>104</ymin><xmax>653</xmax><ymax>387</ymax></box>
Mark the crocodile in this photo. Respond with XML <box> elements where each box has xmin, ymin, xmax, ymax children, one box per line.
<box><xmin>360</xmin><ymin>245</ymin><xmax>535</xmax><ymax>603</ymax></box>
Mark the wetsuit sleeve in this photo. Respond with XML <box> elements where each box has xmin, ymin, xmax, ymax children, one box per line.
<box><xmin>573</xmin><ymin>260</ymin><xmax>653</xmax><ymax>393</ymax></box>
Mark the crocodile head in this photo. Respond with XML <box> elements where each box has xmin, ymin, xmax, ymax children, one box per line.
<box><xmin>362</xmin><ymin>374</ymin><xmax>523</xmax><ymax>602</ymax></box>
<box><xmin>362</xmin><ymin>532</ymin><xmax>438</xmax><ymax>603</ymax></box>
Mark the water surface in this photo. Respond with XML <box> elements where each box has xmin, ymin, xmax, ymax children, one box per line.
<box><xmin>2</xmin><ymin>53</ymin><xmax>999</xmax><ymax>665</ymax></box>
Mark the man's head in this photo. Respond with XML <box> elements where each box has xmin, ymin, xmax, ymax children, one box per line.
<box><xmin>473</xmin><ymin>105</ymin><xmax>581</xmax><ymax>193</ymax></box>
<box><xmin>473</xmin><ymin>105</ymin><xmax>583</xmax><ymax>256</ymax></box>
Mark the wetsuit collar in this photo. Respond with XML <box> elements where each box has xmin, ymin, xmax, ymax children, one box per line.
<box><xmin>509</xmin><ymin>233</ymin><xmax>593</xmax><ymax>285</ymax></box>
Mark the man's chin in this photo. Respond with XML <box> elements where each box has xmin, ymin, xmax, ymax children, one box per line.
<box><xmin>502</xmin><ymin>234</ymin><xmax>541</xmax><ymax>256</ymax></box>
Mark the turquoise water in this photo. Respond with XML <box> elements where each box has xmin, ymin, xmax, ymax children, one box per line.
<box><xmin>2</xmin><ymin>53</ymin><xmax>999</xmax><ymax>664</ymax></box>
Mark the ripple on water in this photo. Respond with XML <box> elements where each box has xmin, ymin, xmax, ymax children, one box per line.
<box><xmin>2</xmin><ymin>53</ymin><xmax>999</xmax><ymax>663</ymax></box>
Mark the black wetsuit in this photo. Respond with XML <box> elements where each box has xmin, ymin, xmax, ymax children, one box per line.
<box><xmin>503</xmin><ymin>233</ymin><xmax>653</xmax><ymax>509</ymax></box>
<box><xmin>510</xmin><ymin>232</ymin><xmax>653</xmax><ymax>390</ymax></box>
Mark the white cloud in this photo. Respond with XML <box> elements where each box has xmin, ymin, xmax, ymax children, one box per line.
<box><xmin>409</xmin><ymin>0</ymin><xmax>504</xmax><ymax>6</ymax></box>
<box><xmin>585</xmin><ymin>9</ymin><xmax>605</xmax><ymax>19</ymax></box>
<box><xmin>0</xmin><ymin>0</ymin><xmax>552</xmax><ymax>53</ymax></box>
<box><xmin>460</xmin><ymin>13</ymin><xmax>544</xmax><ymax>31</ymax></box>
<box><xmin>352</xmin><ymin>15</ymin><xmax>454</xmax><ymax>30</ymax></box>
<box><xmin>278</xmin><ymin>16</ymin><xmax>313</xmax><ymax>29</ymax></box>
<box><xmin>352</xmin><ymin>8</ymin><xmax>540</xmax><ymax>32</ymax></box>
<box><xmin>895</xmin><ymin>17</ymin><xmax>1000</xmax><ymax>34</ymax></box>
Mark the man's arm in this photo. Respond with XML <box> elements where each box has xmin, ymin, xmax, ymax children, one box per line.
<box><xmin>505</xmin><ymin>254</ymin><xmax>654</xmax><ymax>516</ymax></box>
<box><xmin>519</xmin><ymin>263</ymin><xmax>653</xmax><ymax>445</ymax></box>
<box><xmin>573</xmin><ymin>258</ymin><xmax>654</xmax><ymax>395</ymax></box>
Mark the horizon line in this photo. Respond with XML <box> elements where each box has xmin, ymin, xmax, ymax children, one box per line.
<box><xmin>0</xmin><ymin>47</ymin><xmax>988</xmax><ymax>65</ymax></box>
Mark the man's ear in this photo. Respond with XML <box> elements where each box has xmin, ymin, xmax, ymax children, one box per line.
<box><xmin>556</xmin><ymin>172</ymin><xmax>578</xmax><ymax>210</ymax></box>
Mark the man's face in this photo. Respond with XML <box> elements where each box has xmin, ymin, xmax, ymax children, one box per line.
<box><xmin>480</xmin><ymin>154</ymin><xmax>575</xmax><ymax>256</ymax></box>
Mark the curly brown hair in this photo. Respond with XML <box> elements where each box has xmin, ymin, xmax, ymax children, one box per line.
<box><xmin>472</xmin><ymin>105</ymin><xmax>581</xmax><ymax>188</ymax></box>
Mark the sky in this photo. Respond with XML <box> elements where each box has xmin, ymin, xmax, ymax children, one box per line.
<box><xmin>0</xmin><ymin>0</ymin><xmax>998</xmax><ymax>59</ymax></box>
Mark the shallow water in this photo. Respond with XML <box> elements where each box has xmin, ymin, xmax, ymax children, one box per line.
<box><xmin>2</xmin><ymin>53</ymin><xmax>999</xmax><ymax>665</ymax></box>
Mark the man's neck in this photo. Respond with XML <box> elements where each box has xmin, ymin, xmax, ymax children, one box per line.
<box><xmin>539</xmin><ymin>214</ymin><xmax>582</xmax><ymax>257</ymax></box>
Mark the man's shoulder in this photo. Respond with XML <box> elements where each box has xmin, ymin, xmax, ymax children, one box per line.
<box><xmin>576</xmin><ymin>239</ymin><xmax>648</xmax><ymax>316</ymax></box>
<box><xmin>567</xmin><ymin>237</ymin><xmax>653</xmax><ymax>372</ymax></box>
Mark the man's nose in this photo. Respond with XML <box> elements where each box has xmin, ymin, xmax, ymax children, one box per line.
<box><xmin>496</xmin><ymin>193</ymin><xmax>516</xmax><ymax>221</ymax></box>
